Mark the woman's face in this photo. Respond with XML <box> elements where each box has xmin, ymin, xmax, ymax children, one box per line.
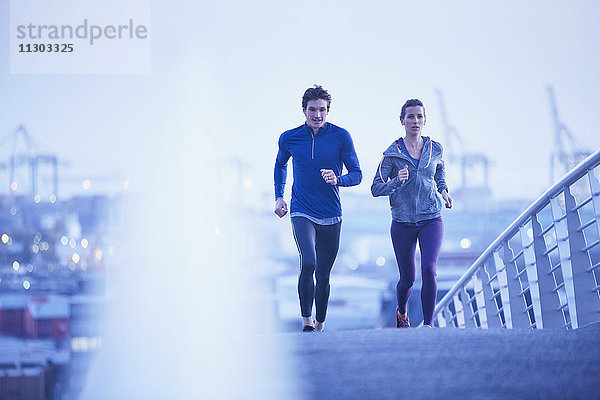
<box><xmin>401</xmin><ymin>106</ymin><xmax>426</xmax><ymax>136</ymax></box>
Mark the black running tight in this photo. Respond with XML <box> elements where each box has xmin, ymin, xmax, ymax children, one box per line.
<box><xmin>291</xmin><ymin>216</ymin><xmax>341</xmax><ymax>323</ymax></box>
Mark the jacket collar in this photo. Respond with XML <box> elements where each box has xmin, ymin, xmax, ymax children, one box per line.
<box><xmin>383</xmin><ymin>136</ymin><xmax>434</xmax><ymax>168</ymax></box>
<box><xmin>304</xmin><ymin>122</ymin><xmax>329</xmax><ymax>136</ymax></box>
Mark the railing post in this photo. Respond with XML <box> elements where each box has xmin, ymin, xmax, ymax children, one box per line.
<box><xmin>563</xmin><ymin>186</ymin><xmax>599</xmax><ymax>327</ymax></box>
<box><xmin>499</xmin><ymin>241</ymin><xmax>531</xmax><ymax>328</ymax></box>
<box><xmin>453</xmin><ymin>293</ymin><xmax>466</xmax><ymax>328</ymax></box>
<box><xmin>519</xmin><ymin>222</ymin><xmax>541</xmax><ymax>328</ymax></box>
<box><xmin>483</xmin><ymin>260</ymin><xmax>502</xmax><ymax>328</ymax></box>
<box><xmin>551</xmin><ymin>193</ymin><xmax>578</xmax><ymax>328</ymax></box>
<box><xmin>460</xmin><ymin>286</ymin><xmax>477</xmax><ymax>328</ymax></box>
<box><xmin>442</xmin><ymin>306</ymin><xmax>454</xmax><ymax>328</ymax></box>
<box><xmin>587</xmin><ymin>169</ymin><xmax>600</xmax><ymax>313</ymax></box>
<box><xmin>436</xmin><ymin>312</ymin><xmax>447</xmax><ymax>328</ymax></box>
<box><xmin>472</xmin><ymin>267</ymin><xmax>487</xmax><ymax>328</ymax></box>
<box><xmin>589</xmin><ymin>168</ymin><xmax>600</xmax><ymax>242</ymax></box>
<box><xmin>520</xmin><ymin>215</ymin><xmax>564</xmax><ymax>328</ymax></box>
<box><xmin>493</xmin><ymin>250</ymin><xmax>511</xmax><ymax>328</ymax></box>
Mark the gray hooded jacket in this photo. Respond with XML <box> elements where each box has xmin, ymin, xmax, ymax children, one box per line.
<box><xmin>371</xmin><ymin>136</ymin><xmax>448</xmax><ymax>224</ymax></box>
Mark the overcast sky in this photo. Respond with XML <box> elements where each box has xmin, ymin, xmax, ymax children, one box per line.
<box><xmin>1</xmin><ymin>0</ymin><xmax>599</xmax><ymax>201</ymax></box>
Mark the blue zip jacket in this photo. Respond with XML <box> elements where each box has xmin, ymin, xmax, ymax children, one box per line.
<box><xmin>274</xmin><ymin>122</ymin><xmax>362</xmax><ymax>219</ymax></box>
<box><xmin>371</xmin><ymin>136</ymin><xmax>448</xmax><ymax>223</ymax></box>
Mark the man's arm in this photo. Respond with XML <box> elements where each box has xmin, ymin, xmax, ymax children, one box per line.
<box><xmin>338</xmin><ymin>131</ymin><xmax>362</xmax><ymax>187</ymax></box>
<box><xmin>274</xmin><ymin>134</ymin><xmax>291</xmax><ymax>218</ymax></box>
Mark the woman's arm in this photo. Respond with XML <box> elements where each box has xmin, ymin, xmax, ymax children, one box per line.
<box><xmin>434</xmin><ymin>146</ymin><xmax>448</xmax><ymax>193</ymax></box>
<box><xmin>371</xmin><ymin>156</ymin><xmax>404</xmax><ymax>197</ymax></box>
<box><xmin>441</xmin><ymin>189</ymin><xmax>453</xmax><ymax>209</ymax></box>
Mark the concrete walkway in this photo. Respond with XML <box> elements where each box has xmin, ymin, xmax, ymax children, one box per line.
<box><xmin>266</xmin><ymin>323</ymin><xmax>600</xmax><ymax>400</ymax></box>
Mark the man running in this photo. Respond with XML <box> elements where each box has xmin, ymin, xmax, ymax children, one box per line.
<box><xmin>274</xmin><ymin>85</ymin><xmax>362</xmax><ymax>332</ymax></box>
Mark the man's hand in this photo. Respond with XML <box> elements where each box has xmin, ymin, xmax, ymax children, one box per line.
<box><xmin>398</xmin><ymin>165</ymin><xmax>408</xmax><ymax>183</ymax></box>
<box><xmin>274</xmin><ymin>198</ymin><xmax>288</xmax><ymax>218</ymax></box>
<box><xmin>320</xmin><ymin>169</ymin><xmax>338</xmax><ymax>186</ymax></box>
<box><xmin>442</xmin><ymin>190</ymin><xmax>453</xmax><ymax>209</ymax></box>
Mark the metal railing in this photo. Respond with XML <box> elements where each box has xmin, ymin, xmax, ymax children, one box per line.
<box><xmin>433</xmin><ymin>150</ymin><xmax>600</xmax><ymax>329</ymax></box>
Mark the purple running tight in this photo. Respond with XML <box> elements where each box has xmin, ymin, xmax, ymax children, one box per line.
<box><xmin>391</xmin><ymin>217</ymin><xmax>443</xmax><ymax>326</ymax></box>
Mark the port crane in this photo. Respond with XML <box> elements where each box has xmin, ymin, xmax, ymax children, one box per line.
<box><xmin>547</xmin><ymin>86</ymin><xmax>590</xmax><ymax>185</ymax></box>
<box><xmin>435</xmin><ymin>89</ymin><xmax>491</xmax><ymax>198</ymax></box>
<box><xmin>0</xmin><ymin>125</ymin><xmax>59</xmax><ymax>199</ymax></box>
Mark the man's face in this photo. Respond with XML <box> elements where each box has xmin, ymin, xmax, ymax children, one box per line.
<box><xmin>401</xmin><ymin>105</ymin><xmax>426</xmax><ymax>135</ymax></box>
<box><xmin>303</xmin><ymin>99</ymin><xmax>329</xmax><ymax>131</ymax></box>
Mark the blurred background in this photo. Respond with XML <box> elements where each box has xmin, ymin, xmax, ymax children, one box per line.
<box><xmin>1</xmin><ymin>0</ymin><xmax>599</xmax><ymax>398</ymax></box>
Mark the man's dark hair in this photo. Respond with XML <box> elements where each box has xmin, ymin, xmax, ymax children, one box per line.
<box><xmin>400</xmin><ymin>99</ymin><xmax>425</xmax><ymax>121</ymax></box>
<box><xmin>302</xmin><ymin>85</ymin><xmax>332</xmax><ymax>110</ymax></box>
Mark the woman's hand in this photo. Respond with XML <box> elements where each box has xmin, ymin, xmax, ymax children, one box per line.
<box><xmin>441</xmin><ymin>190</ymin><xmax>453</xmax><ymax>209</ymax></box>
<box><xmin>398</xmin><ymin>165</ymin><xmax>409</xmax><ymax>183</ymax></box>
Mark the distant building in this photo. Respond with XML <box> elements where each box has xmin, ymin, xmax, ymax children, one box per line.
<box><xmin>24</xmin><ymin>295</ymin><xmax>70</xmax><ymax>340</ymax></box>
<box><xmin>0</xmin><ymin>295</ymin><xmax>70</xmax><ymax>340</ymax></box>
<box><xmin>0</xmin><ymin>295</ymin><xmax>27</xmax><ymax>337</ymax></box>
<box><xmin>0</xmin><ymin>335</ymin><xmax>70</xmax><ymax>400</ymax></box>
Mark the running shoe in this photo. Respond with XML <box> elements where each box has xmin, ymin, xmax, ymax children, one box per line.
<box><xmin>302</xmin><ymin>325</ymin><xmax>316</xmax><ymax>332</ymax></box>
<box><xmin>396</xmin><ymin>308</ymin><xmax>410</xmax><ymax>328</ymax></box>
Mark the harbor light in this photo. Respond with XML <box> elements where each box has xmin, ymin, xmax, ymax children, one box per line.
<box><xmin>49</xmin><ymin>194</ymin><xmax>57</xmax><ymax>203</ymax></box>
<box><xmin>72</xmin><ymin>253</ymin><xmax>81</xmax><ymax>264</ymax></box>
<box><xmin>10</xmin><ymin>207</ymin><xmax>17</xmax><ymax>216</ymax></box>
<box><xmin>82</xmin><ymin>179</ymin><xmax>92</xmax><ymax>190</ymax></box>
<box><xmin>1</xmin><ymin>234</ymin><xmax>8</xmax><ymax>244</ymax></box>
<box><xmin>23</xmin><ymin>281</ymin><xmax>31</xmax><ymax>290</ymax></box>
<box><xmin>460</xmin><ymin>238</ymin><xmax>472</xmax><ymax>249</ymax></box>
<box><xmin>34</xmin><ymin>194</ymin><xmax>41</xmax><ymax>203</ymax></box>
<box><xmin>376</xmin><ymin>256</ymin><xmax>386</xmax><ymax>267</ymax></box>
<box><xmin>81</xmin><ymin>238</ymin><xmax>89</xmax><ymax>248</ymax></box>
<box><xmin>13</xmin><ymin>261</ymin><xmax>20</xmax><ymax>271</ymax></box>
<box><xmin>61</xmin><ymin>236</ymin><xmax>69</xmax><ymax>245</ymax></box>
<box><xmin>69</xmin><ymin>239</ymin><xmax>77</xmax><ymax>248</ymax></box>
<box><xmin>94</xmin><ymin>249</ymin><xmax>103</xmax><ymax>261</ymax></box>
<box><xmin>10</xmin><ymin>182</ymin><xmax>17</xmax><ymax>191</ymax></box>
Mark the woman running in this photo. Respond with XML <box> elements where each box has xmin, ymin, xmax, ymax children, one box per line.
<box><xmin>371</xmin><ymin>99</ymin><xmax>452</xmax><ymax>328</ymax></box>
